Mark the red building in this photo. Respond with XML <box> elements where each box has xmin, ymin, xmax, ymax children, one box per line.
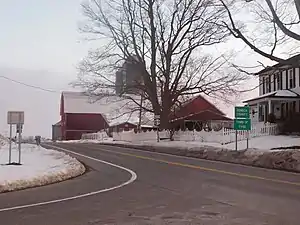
<box><xmin>58</xmin><ymin>92</ymin><xmax>231</xmax><ymax>139</ymax></box>
<box><xmin>60</xmin><ymin>92</ymin><xmax>109</xmax><ymax>140</ymax></box>
<box><xmin>171</xmin><ymin>95</ymin><xmax>232</xmax><ymax>130</ymax></box>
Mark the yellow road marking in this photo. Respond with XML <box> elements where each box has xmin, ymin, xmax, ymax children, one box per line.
<box><xmin>97</xmin><ymin>147</ymin><xmax>300</xmax><ymax>187</ymax></box>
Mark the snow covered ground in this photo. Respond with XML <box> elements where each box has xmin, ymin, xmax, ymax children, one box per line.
<box><xmin>56</xmin><ymin>135</ymin><xmax>300</xmax><ymax>172</ymax></box>
<box><xmin>222</xmin><ymin>135</ymin><xmax>300</xmax><ymax>150</ymax></box>
<box><xmin>0</xmin><ymin>141</ymin><xmax>85</xmax><ymax>193</ymax></box>
<box><xmin>61</xmin><ymin>135</ymin><xmax>300</xmax><ymax>152</ymax></box>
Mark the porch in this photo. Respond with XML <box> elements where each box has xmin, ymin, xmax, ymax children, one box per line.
<box><xmin>170</xmin><ymin>109</ymin><xmax>233</xmax><ymax>130</ymax></box>
<box><xmin>243</xmin><ymin>90</ymin><xmax>300</xmax><ymax>123</ymax></box>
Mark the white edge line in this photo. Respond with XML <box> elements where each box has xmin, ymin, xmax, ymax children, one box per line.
<box><xmin>0</xmin><ymin>144</ymin><xmax>137</xmax><ymax>213</ymax></box>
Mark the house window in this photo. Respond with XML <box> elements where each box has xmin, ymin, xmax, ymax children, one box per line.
<box><xmin>273</xmin><ymin>74</ymin><xmax>276</xmax><ymax>91</ymax></box>
<box><xmin>262</xmin><ymin>77</ymin><xmax>265</xmax><ymax>94</ymax></box>
<box><xmin>259</xmin><ymin>105</ymin><xmax>263</xmax><ymax>121</ymax></box>
<box><xmin>299</xmin><ymin>68</ymin><xmax>300</xmax><ymax>87</ymax></box>
<box><xmin>286</xmin><ymin>71</ymin><xmax>288</xmax><ymax>89</ymax></box>
<box><xmin>280</xmin><ymin>72</ymin><xmax>283</xmax><ymax>90</ymax></box>
<box><xmin>281</xmin><ymin>103</ymin><xmax>285</xmax><ymax>119</ymax></box>
<box><xmin>292</xmin><ymin>101</ymin><xmax>296</xmax><ymax>113</ymax></box>
<box><xmin>289</xmin><ymin>69</ymin><xmax>295</xmax><ymax>89</ymax></box>
<box><xmin>293</xmin><ymin>68</ymin><xmax>296</xmax><ymax>88</ymax></box>
<box><xmin>268</xmin><ymin>75</ymin><xmax>271</xmax><ymax>92</ymax></box>
<box><xmin>276</xmin><ymin>73</ymin><xmax>280</xmax><ymax>91</ymax></box>
<box><xmin>265</xmin><ymin>76</ymin><xmax>271</xmax><ymax>93</ymax></box>
<box><xmin>276</xmin><ymin>73</ymin><xmax>283</xmax><ymax>90</ymax></box>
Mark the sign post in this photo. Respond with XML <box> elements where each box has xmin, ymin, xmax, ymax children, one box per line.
<box><xmin>234</xmin><ymin>106</ymin><xmax>251</xmax><ymax>151</ymax></box>
<box><xmin>8</xmin><ymin>124</ymin><xmax>12</xmax><ymax>164</ymax></box>
<box><xmin>17</xmin><ymin>124</ymin><xmax>23</xmax><ymax>164</ymax></box>
<box><xmin>7</xmin><ymin>111</ymin><xmax>24</xmax><ymax>165</ymax></box>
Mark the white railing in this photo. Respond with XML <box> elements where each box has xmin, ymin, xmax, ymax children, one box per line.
<box><xmin>110</xmin><ymin>123</ymin><xmax>278</xmax><ymax>144</ymax></box>
<box><xmin>221</xmin><ymin>122</ymin><xmax>278</xmax><ymax>144</ymax></box>
<box><xmin>81</xmin><ymin>131</ymin><xmax>109</xmax><ymax>141</ymax></box>
<box><xmin>112</xmin><ymin>130</ymin><xmax>169</xmax><ymax>142</ymax></box>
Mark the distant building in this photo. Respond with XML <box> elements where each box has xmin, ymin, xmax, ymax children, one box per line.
<box><xmin>171</xmin><ymin>95</ymin><xmax>232</xmax><ymax>130</ymax></box>
<box><xmin>58</xmin><ymin>91</ymin><xmax>153</xmax><ymax>140</ymax></box>
<box><xmin>60</xmin><ymin>92</ymin><xmax>109</xmax><ymax>140</ymax></box>
<box><xmin>115</xmin><ymin>56</ymin><xmax>143</xmax><ymax>95</ymax></box>
<box><xmin>52</xmin><ymin>121</ymin><xmax>62</xmax><ymax>141</ymax></box>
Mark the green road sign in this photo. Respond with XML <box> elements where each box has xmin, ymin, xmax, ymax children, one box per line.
<box><xmin>234</xmin><ymin>118</ymin><xmax>251</xmax><ymax>131</ymax></box>
<box><xmin>235</xmin><ymin>106</ymin><xmax>250</xmax><ymax>118</ymax></box>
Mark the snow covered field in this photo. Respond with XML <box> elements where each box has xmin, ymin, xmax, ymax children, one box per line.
<box><xmin>0</xmin><ymin>142</ymin><xmax>85</xmax><ymax>193</ymax></box>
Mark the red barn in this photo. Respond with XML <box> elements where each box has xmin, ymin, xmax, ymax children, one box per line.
<box><xmin>60</xmin><ymin>92</ymin><xmax>109</xmax><ymax>140</ymax></box>
<box><xmin>171</xmin><ymin>95</ymin><xmax>232</xmax><ymax>129</ymax></box>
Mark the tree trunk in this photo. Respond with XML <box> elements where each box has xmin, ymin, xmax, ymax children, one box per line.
<box><xmin>295</xmin><ymin>0</ymin><xmax>300</xmax><ymax>20</ymax></box>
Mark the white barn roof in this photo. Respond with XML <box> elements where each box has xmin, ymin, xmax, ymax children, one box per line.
<box><xmin>61</xmin><ymin>91</ymin><xmax>153</xmax><ymax>126</ymax></box>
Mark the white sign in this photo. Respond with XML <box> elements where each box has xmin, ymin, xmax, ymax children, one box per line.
<box><xmin>7</xmin><ymin>111</ymin><xmax>24</xmax><ymax>125</ymax></box>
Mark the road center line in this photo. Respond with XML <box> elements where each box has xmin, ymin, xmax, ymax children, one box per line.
<box><xmin>92</xmin><ymin>145</ymin><xmax>300</xmax><ymax>187</ymax></box>
<box><xmin>0</xmin><ymin>145</ymin><xmax>137</xmax><ymax>213</ymax></box>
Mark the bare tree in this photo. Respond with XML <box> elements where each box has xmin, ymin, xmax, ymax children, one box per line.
<box><xmin>219</xmin><ymin>0</ymin><xmax>300</xmax><ymax>64</ymax></box>
<box><xmin>77</xmin><ymin>0</ymin><xmax>249</xmax><ymax>128</ymax></box>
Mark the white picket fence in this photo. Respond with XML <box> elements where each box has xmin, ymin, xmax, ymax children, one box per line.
<box><xmin>81</xmin><ymin>131</ymin><xmax>109</xmax><ymax>140</ymax></box>
<box><xmin>111</xmin><ymin>123</ymin><xmax>278</xmax><ymax>144</ymax></box>
<box><xmin>112</xmin><ymin>130</ymin><xmax>170</xmax><ymax>142</ymax></box>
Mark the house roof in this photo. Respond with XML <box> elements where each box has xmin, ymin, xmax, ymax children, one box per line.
<box><xmin>53</xmin><ymin>121</ymin><xmax>62</xmax><ymax>126</ymax></box>
<box><xmin>255</xmin><ymin>54</ymin><xmax>300</xmax><ymax>75</ymax></box>
<box><xmin>172</xmin><ymin>95</ymin><xmax>225</xmax><ymax>119</ymax></box>
<box><xmin>172</xmin><ymin>110</ymin><xmax>232</xmax><ymax>122</ymax></box>
<box><xmin>243</xmin><ymin>89</ymin><xmax>300</xmax><ymax>103</ymax></box>
<box><xmin>61</xmin><ymin>91</ymin><xmax>153</xmax><ymax>126</ymax></box>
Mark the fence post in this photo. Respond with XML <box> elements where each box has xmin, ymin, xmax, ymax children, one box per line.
<box><xmin>222</xmin><ymin>127</ymin><xmax>225</xmax><ymax>145</ymax></box>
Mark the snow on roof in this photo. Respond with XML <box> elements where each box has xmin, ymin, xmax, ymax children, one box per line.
<box><xmin>275</xmin><ymin>89</ymin><xmax>299</xmax><ymax>97</ymax></box>
<box><xmin>63</xmin><ymin>91</ymin><xmax>132</xmax><ymax>114</ymax></box>
<box><xmin>108</xmin><ymin>113</ymin><xmax>138</xmax><ymax>127</ymax></box>
<box><xmin>292</xmin><ymin>87</ymin><xmax>300</xmax><ymax>95</ymax></box>
<box><xmin>62</xmin><ymin>91</ymin><xmax>154</xmax><ymax>126</ymax></box>
<box><xmin>244</xmin><ymin>89</ymin><xmax>300</xmax><ymax>103</ymax></box>
<box><xmin>53</xmin><ymin>121</ymin><xmax>62</xmax><ymax>126</ymax></box>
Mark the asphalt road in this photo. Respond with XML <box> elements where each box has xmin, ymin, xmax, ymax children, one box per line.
<box><xmin>0</xmin><ymin>143</ymin><xmax>300</xmax><ymax>225</ymax></box>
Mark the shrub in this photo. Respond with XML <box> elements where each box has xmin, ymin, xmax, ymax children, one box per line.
<box><xmin>267</xmin><ymin>113</ymin><xmax>276</xmax><ymax>123</ymax></box>
<box><xmin>278</xmin><ymin>112</ymin><xmax>300</xmax><ymax>134</ymax></box>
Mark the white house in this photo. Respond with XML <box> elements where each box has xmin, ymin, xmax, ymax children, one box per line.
<box><xmin>244</xmin><ymin>54</ymin><xmax>300</xmax><ymax>123</ymax></box>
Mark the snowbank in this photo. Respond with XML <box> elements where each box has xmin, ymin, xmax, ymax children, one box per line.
<box><xmin>57</xmin><ymin>138</ymin><xmax>113</xmax><ymax>144</ymax></box>
<box><xmin>99</xmin><ymin>137</ymin><xmax>300</xmax><ymax>172</ymax></box>
<box><xmin>222</xmin><ymin>135</ymin><xmax>300</xmax><ymax>151</ymax></box>
<box><xmin>144</xmin><ymin>135</ymin><xmax>300</xmax><ymax>151</ymax></box>
<box><xmin>94</xmin><ymin>135</ymin><xmax>300</xmax><ymax>151</ymax></box>
<box><xmin>0</xmin><ymin>143</ymin><xmax>85</xmax><ymax>193</ymax></box>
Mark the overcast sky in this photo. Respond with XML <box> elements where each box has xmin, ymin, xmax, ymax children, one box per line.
<box><xmin>0</xmin><ymin>0</ymin><xmax>272</xmax><ymax>138</ymax></box>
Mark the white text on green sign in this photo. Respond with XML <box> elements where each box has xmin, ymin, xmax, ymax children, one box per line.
<box><xmin>234</xmin><ymin>118</ymin><xmax>251</xmax><ymax>131</ymax></box>
<box><xmin>235</xmin><ymin>107</ymin><xmax>250</xmax><ymax>118</ymax></box>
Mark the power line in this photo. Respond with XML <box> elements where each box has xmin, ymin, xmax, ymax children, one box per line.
<box><xmin>0</xmin><ymin>75</ymin><xmax>60</xmax><ymax>93</ymax></box>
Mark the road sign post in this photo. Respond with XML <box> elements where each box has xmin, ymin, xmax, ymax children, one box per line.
<box><xmin>7</xmin><ymin>111</ymin><xmax>24</xmax><ymax>165</ymax></box>
<box><xmin>234</xmin><ymin>106</ymin><xmax>251</xmax><ymax>151</ymax></box>
<box><xmin>9</xmin><ymin>124</ymin><xmax>12</xmax><ymax>164</ymax></box>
